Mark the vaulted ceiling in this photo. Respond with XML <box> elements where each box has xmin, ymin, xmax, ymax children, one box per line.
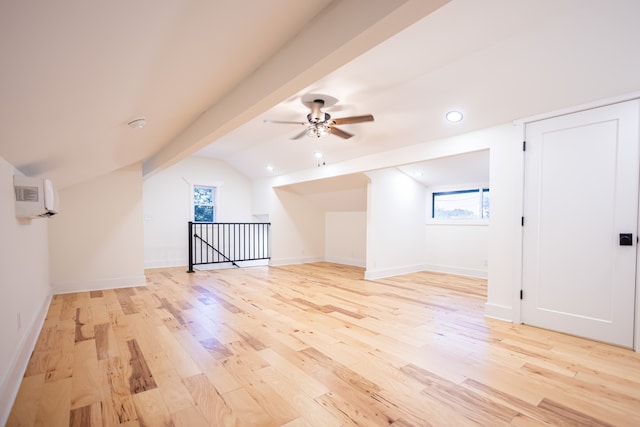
<box><xmin>1</xmin><ymin>0</ymin><xmax>639</xmax><ymax>190</ymax></box>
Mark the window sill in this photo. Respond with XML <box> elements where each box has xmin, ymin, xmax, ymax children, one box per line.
<box><xmin>426</xmin><ymin>219</ymin><xmax>489</xmax><ymax>226</ymax></box>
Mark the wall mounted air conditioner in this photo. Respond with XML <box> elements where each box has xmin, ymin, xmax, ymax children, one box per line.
<box><xmin>13</xmin><ymin>175</ymin><xmax>59</xmax><ymax>218</ymax></box>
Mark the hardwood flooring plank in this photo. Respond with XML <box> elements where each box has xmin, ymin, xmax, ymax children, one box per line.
<box><xmin>420</xmin><ymin>380</ymin><xmax>518</xmax><ymax>425</ymax></box>
<box><xmin>90</xmin><ymin>290</ymin><xmax>104</xmax><ymax>298</ymax></box>
<box><xmin>183</xmin><ymin>373</ymin><xmax>239</xmax><ymax>427</ymax></box>
<box><xmin>23</xmin><ymin>350</ymin><xmax>48</xmax><ymax>377</ymax></box>
<box><xmin>154</xmin><ymin>324</ymin><xmax>202</xmax><ymax>379</ymax></box>
<box><xmin>114</xmin><ymin>288</ymin><xmax>138</xmax><ymax>315</ymax></box>
<box><xmin>34</xmin><ymin>377</ymin><xmax>72</xmax><ymax>427</ymax></box>
<box><xmin>128</xmin><ymin>313</ymin><xmax>165</xmax><ymax>354</ymax></box>
<box><xmin>301</xmin><ymin>347</ymin><xmax>381</xmax><ymax>396</ymax></box>
<box><xmin>346</xmin><ymin>352</ymin><xmax>425</xmax><ymax>396</ymax></box>
<box><xmin>171</xmin><ymin>405</ymin><xmax>210</xmax><ymax>427</ymax></box>
<box><xmin>462</xmin><ymin>377</ymin><xmax>592</xmax><ymax>426</ymax></box>
<box><xmin>131</xmin><ymin>389</ymin><xmax>174</xmax><ymax>427</ymax></box>
<box><xmin>153</xmin><ymin>368</ymin><xmax>196</xmax><ymax>413</ymax></box>
<box><xmin>192</xmin><ymin>284</ymin><xmax>243</xmax><ymax>314</ymax></box>
<box><xmin>170</xmin><ymin>329</ymin><xmax>241</xmax><ymax>393</ymax></box>
<box><xmin>60</xmin><ymin>294</ymin><xmax>78</xmax><ymax>321</ymax></box>
<box><xmin>69</xmin><ymin>402</ymin><xmax>102</xmax><ymax>427</ymax></box>
<box><xmin>258</xmin><ymin>348</ymin><xmax>329</xmax><ymax>398</ymax></box>
<box><xmin>70</xmin><ymin>339</ymin><xmax>103</xmax><ymax>410</ymax></box>
<box><xmin>199</xmin><ymin>336</ymin><xmax>233</xmax><ymax>359</ymax></box>
<box><xmin>127</xmin><ymin>338</ymin><xmax>157</xmax><ymax>394</ymax></box>
<box><xmin>90</xmin><ymin>302</ymin><xmax>111</xmax><ymax>326</ymax></box>
<box><xmin>314</xmin><ymin>389</ymin><xmax>394</xmax><ymax>427</ymax></box>
<box><xmin>538</xmin><ymin>398</ymin><xmax>615</xmax><ymax>427</ymax></box>
<box><xmin>389</xmin><ymin>418</ymin><xmax>425</xmax><ymax>427</ymax></box>
<box><xmin>371</xmin><ymin>386</ymin><xmax>470</xmax><ymax>426</ymax></box>
<box><xmin>156</xmin><ymin>296</ymin><xmax>187</xmax><ymax>326</ymax></box>
<box><xmin>99</xmin><ymin>357</ymin><xmax>138</xmax><ymax>425</ymax></box>
<box><xmin>222</xmin><ymin>387</ymin><xmax>277</xmax><ymax>427</ymax></box>
<box><xmin>6</xmin><ymin>374</ymin><xmax>45</xmax><ymax>427</ymax></box>
<box><xmin>8</xmin><ymin>263</ymin><xmax>640</xmax><ymax>426</ymax></box>
<box><xmin>255</xmin><ymin>366</ymin><xmax>342</xmax><ymax>427</ymax></box>
<box><xmin>94</xmin><ymin>323</ymin><xmax>119</xmax><ymax>361</ymax></box>
<box><xmin>226</xmin><ymin>325</ymin><xmax>267</xmax><ymax>352</ymax></box>
<box><xmin>223</xmin><ymin>357</ymin><xmax>300</xmax><ymax>425</ymax></box>
<box><xmin>519</xmin><ymin>363</ymin><xmax>636</xmax><ymax>425</ymax></box>
<box><xmin>461</xmin><ymin>363</ymin><xmax>544</xmax><ymax>407</ymax></box>
<box><xmin>281</xmin><ymin>418</ymin><xmax>314</xmax><ymax>427</ymax></box>
<box><xmin>400</xmin><ymin>363</ymin><xmax>522</xmax><ymax>425</ymax></box>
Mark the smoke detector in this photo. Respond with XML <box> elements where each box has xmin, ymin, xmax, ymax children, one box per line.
<box><xmin>127</xmin><ymin>117</ymin><xmax>147</xmax><ymax>129</ymax></box>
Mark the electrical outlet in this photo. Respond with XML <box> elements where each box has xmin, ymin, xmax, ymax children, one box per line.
<box><xmin>17</xmin><ymin>313</ymin><xmax>21</xmax><ymax>332</ymax></box>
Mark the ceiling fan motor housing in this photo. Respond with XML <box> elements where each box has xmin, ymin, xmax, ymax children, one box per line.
<box><xmin>265</xmin><ymin>94</ymin><xmax>373</xmax><ymax>140</ymax></box>
<box><xmin>308</xmin><ymin>99</ymin><xmax>331</xmax><ymax>123</ymax></box>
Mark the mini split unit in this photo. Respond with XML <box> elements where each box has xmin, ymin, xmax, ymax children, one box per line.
<box><xmin>13</xmin><ymin>175</ymin><xmax>59</xmax><ymax>218</ymax></box>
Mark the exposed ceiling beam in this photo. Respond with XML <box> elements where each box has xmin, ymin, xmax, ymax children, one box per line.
<box><xmin>142</xmin><ymin>0</ymin><xmax>450</xmax><ymax>178</ymax></box>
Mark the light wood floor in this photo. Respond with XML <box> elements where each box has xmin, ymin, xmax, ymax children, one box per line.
<box><xmin>7</xmin><ymin>263</ymin><xmax>640</xmax><ymax>426</ymax></box>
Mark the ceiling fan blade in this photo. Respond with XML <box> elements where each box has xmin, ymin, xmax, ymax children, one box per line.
<box><xmin>291</xmin><ymin>129</ymin><xmax>308</xmax><ymax>140</ymax></box>
<box><xmin>332</xmin><ymin>114</ymin><xmax>374</xmax><ymax>125</ymax></box>
<box><xmin>264</xmin><ymin>119</ymin><xmax>307</xmax><ymax>125</ymax></box>
<box><xmin>329</xmin><ymin>126</ymin><xmax>353</xmax><ymax>139</ymax></box>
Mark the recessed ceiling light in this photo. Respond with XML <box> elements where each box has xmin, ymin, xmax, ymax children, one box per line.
<box><xmin>265</xmin><ymin>165</ymin><xmax>274</xmax><ymax>172</ymax></box>
<box><xmin>445</xmin><ymin>110</ymin><xmax>463</xmax><ymax>123</ymax></box>
<box><xmin>314</xmin><ymin>151</ymin><xmax>323</xmax><ymax>159</ymax></box>
<box><xmin>127</xmin><ymin>117</ymin><xmax>147</xmax><ymax>129</ymax></box>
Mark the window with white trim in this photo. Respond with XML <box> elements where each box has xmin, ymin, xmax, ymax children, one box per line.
<box><xmin>193</xmin><ymin>185</ymin><xmax>216</xmax><ymax>222</ymax></box>
<box><xmin>432</xmin><ymin>188</ymin><xmax>490</xmax><ymax>219</ymax></box>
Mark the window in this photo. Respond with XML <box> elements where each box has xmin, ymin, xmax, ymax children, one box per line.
<box><xmin>432</xmin><ymin>188</ymin><xmax>490</xmax><ymax>219</ymax></box>
<box><xmin>193</xmin><ymin>185</ymin><xmax>216</xmax><ymax>222</ymax></box>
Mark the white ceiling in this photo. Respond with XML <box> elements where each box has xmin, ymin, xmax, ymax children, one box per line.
<box><xmin>1</xmin><ymin>0</ymin><xmax>639</xmax><ymax>191</ymax></box>
<box><xmin>397</xmin><ymin>150</ymin><xmax>489</xmax><ymax>188</ymax></box>
<box><xmin>196</xmin><ymin>0</ymin><xmax>640</xmax><ymax>183</ymax></box>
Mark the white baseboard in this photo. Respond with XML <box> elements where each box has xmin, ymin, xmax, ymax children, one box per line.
<box><xmin>324</xmin><ymin>256</ymin><xmax>366</xmax><ymax>268</ymax></box>
<box><xmin>269</xmin><ymin>256</ymin><xmax>324</xmax><ymax>266</ymax></box>
<box><xmin>52</xmin><ymin>274</ymin><xmax>147</xmax><ymax>295</ymax></box>
<box><xmin>422</xmin><ymin>264</ymin><xmax>488</xmax><ymax>279</ymax></box>
<box><xmin>364</xmin><ymin>263</ymin><xmax>425</xmax><ymax>280</ymax></box>
<box><xmin>0</xmin><ymin>293</ymin><xmax>51</xmax><ymax>426</ymax></box>
<box><xmin>484</xmin><ymin>302</ymin><xmax>513</xmax><ymax>322</ymax></box>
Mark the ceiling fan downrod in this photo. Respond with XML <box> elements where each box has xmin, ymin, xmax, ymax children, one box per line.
<box><xmin>307</xmin><ymin>99</ymin><xmax>331</xmax><ymax>123</ymax></box>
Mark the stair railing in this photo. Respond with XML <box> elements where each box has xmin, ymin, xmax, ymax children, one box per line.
<box><xmin>187</xmin><ymin>222</ymin><xmax>271</xmax><ymax>273</ymax></box>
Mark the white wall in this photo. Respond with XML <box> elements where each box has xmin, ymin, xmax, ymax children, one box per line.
<box><xmin>49</xmin><ymin>163</ymin><xmax>145</xmax><ymax>293</ymax></box>
<box><xmin>424</xmin><ymin>224</ymin><xmax>488</xmax><ymax>278</ymax></box>
<box><xmin>0</xmin><ymin>156</ymin><xmax>52</xmax><ymax>424</ymax></box>
<box><xmin>265</xmin><ymin>124</ymin><xmax>519</xmax><ymax>318</ymax></box>
<box><xmin>143</xmin><ymin>156</ymin><xmax>254</xmax><ymax>268</ymax></box>
<box><xmin>365</xmin><ymin>168</ymin><xmax>426</xmax><ymax>279</ymax></box>
<box><xmin>270</xmin><ymin>187</ymin><xmax>325</xmax><ymax>265</ymax></box>
<box><xmin>423</xmin><ymin>183</ymin><xmax>490</xmax><ymax>279</ymax></box>
<box><xmin>325</xmin><ymin>211</ymin><xmax>367</xmax><ymax>267</ymax></box>
<box><xmin>307</xmin><ymin>187</ymin><xmax>367</xmax><ymax>212</ymax></box>
<box><xmin>252</xmin><ymin>178</ymin><xmax>272</xmax><ymax>218</ymax></box>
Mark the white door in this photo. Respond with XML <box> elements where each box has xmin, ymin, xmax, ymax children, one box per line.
<box><xmin>522</xmin><ymin>100</ymin><xmax>639</xmax><ymax>348</ymax></box>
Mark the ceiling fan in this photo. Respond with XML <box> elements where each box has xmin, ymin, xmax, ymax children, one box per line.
<box><xmin>265</xmin><ymin>95</ymin><xmax>374</xmax><ymax>140</ymax></box>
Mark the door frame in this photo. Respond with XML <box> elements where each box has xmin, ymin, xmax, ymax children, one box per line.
<box><xmin>512</xmin><ymin>91</ymin><xmax>640</xmax><ymax>351</ymax></box>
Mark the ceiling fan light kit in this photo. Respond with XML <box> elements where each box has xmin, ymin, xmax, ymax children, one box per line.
<box><xmin>266</xmin><ymin>94</ymin><xmax>374</xmax><ymax>140</ymax></box>
<box><xmin>307</xmin><ymin>122</ymin><xmax>330</xmax><ymax>138</ymax></box>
